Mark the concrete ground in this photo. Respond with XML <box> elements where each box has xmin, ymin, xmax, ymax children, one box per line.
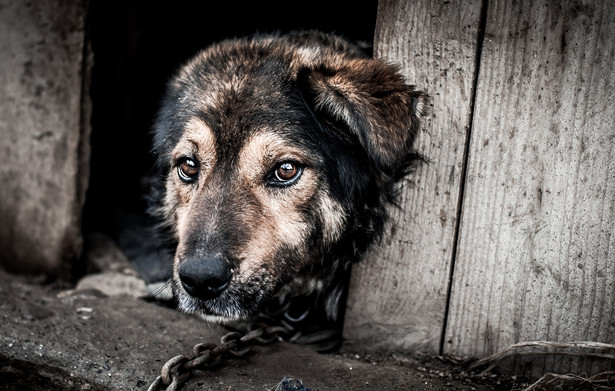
<box><xmin>0</xmin><ymin>262</ymin><xmax>525</xmax><ymax>390</ymax></box>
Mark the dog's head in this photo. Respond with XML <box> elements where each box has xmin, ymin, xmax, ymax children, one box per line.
<box><xmin>150</xmin><ymin>32</ymin><xmax>428</xmax><ymax>322</ymax></box>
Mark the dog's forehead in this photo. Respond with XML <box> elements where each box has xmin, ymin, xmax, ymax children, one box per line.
<box><xmin>184</xmin><ymin>93</ymin><xmax>319</xmax><ymax>161</ymax></box>
<box><xmin>180</xmin><ymin>50</ymin><xmax>292</xmax><ymax>110</ymax></box>
<box><xmin>179</xmin><ymin>116</ymin><xmax>309</xmax><ymax>161</ymax></box>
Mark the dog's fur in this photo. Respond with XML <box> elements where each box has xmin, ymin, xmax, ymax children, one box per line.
<box><xmin>149</xmin><ymin>31</ymin><xmax>427</xmax><ymax>335</ymax></box>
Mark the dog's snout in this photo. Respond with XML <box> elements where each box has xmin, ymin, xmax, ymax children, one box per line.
<box><xmin>178</xmin><ymin>256</ymin><xmax>231</xmax><ymax>300</ymax></box>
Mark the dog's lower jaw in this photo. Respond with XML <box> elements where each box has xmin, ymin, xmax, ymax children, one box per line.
<box><xmin>194</xmin><ymin>312</ymin><xmax>245</xmax><ymax>324</ymax></box>
<box><xmin>176</xmin><ymin>293</ymin><xmax>249</xmax><ymax>323</ymax></box>
<box><xmin>173</xmin><ymin>280</ymin><xmax>266</xmax><ymax>322</ymax></box>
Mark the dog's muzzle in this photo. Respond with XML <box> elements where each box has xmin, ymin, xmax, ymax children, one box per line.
<box><xmin>178</xmin><ymin>255</ymin><xmax>232</xmax><ymax>300</ymax></box>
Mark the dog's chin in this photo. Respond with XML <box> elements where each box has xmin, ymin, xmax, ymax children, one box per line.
<box><xmin>173</xmin><ymin>284</ymin><xmax>264</xmax><ymax>323</ymax></box>
<box><xmin>194</xmin><ymin>311</ymin><xmax>244</xmax><ymax>324</ymax></box>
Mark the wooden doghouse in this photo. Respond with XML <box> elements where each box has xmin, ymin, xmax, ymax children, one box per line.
<box><xmin>0</xmin><ymin>0</ymin><xmax>612</xmax><ymax>378</ymax></box>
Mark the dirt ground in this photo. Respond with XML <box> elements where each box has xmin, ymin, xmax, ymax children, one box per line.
<box><xmin>0</xmin><ymin>266</ymin><xmax>529</xmax><ymax>391</ymax></box>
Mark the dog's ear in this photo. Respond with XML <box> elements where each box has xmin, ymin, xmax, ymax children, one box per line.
<box><xmin>298</xmin><ymin>59</ymin><xmax>428</xmax><ymax>171</ymax></box>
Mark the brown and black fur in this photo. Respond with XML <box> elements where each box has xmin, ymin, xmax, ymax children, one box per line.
<box><xmin>149</xmin><ymin>31</ymin><xmax>428</xmax><ymax>340</ymax></box>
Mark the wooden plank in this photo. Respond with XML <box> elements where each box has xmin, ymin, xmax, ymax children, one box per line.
<box><xmin>0</xmin><ymin>0</ymin><xmax>90</xmax><ymax>276</ymax></box>
<box><xmin>445</xmin><ymin>0</ymin><xmax>615</xmax><ymax>374</ymax></box>
<box><xmin>343</xmin><ymin>0</ymin><xmax>482</xmax><ymax>353</ymax></box>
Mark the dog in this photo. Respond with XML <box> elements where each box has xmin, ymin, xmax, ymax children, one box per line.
<box><xmin>149</xmin><ymin>31</ymin><xmax>428</xmax><ymax>342</ymax></box>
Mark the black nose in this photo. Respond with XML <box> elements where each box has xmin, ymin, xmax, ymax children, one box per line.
<box><xmin>178</xmin><ymin>255</ymin><xmax>232</xmax><ymax>300</ymax></box>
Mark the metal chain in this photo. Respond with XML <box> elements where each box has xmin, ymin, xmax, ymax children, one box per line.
<box><xmin>147</xmin><ymin>324</ymin><xmax>288</xmax><ymax>391</ymax></box>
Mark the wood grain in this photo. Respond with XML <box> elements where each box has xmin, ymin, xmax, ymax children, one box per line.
<box><xmin>343</xmin><ymin>0</ymin><xmax>482</xmax><ymax>353</ymax></box>
<box><xmin>444</xmin><ymin>0</ymin><xmax>615</xmax><ymax>374</ymax></box>
<box><xmin>0</xmin><ymin>0</ymin><xmax>90</xmax><ymax>276</ymax></box>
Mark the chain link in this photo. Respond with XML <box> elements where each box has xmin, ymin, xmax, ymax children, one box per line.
<box><xmin>147</xmin><ymin>324</ymin><xmax>287</xmax><ymax>391</ymax></box>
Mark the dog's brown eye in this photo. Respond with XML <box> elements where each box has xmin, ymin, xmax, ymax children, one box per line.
<box><xmin>178</xmin><ymin>158</ymin><xmax>198</xmax><ymax>183</ymax></box>
<box><xmin>275</xmin><ymin>162</ymin><xmax>298</xmax><ymax>181</ymax></box>
<box><xmin>269</xmin><ymin>162</ymin><xmax>303</xmax><ymax>187</ymax></box>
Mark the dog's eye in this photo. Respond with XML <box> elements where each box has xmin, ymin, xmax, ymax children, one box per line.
<box><xmin>276</xmin><ymin>162</ymin><xmax>298</xmax><ymax>181</ymax></box>
<box><xmin>269</xmin><ymin>162</ymin><xmax>303</xmax><ymax>187</ymax></box>
<box><xmin>177</xmin><ymin>158</ymin><xmax>199</xmax><ymax>183</ymax></box>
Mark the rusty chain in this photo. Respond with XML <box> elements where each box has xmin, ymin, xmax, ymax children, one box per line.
<box><xmin>147</xmin><ymin>323</ymin><xmax>288</xmax><ymax>391</ymax></box>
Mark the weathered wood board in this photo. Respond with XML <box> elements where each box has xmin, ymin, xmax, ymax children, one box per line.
<box><xmin>345</xmin><ymin>0</ymin><xmax>615</xmax><ymax>375</ymax></box>
<box><xmin>444</xmin><ymin>0</ymin><xmax>615</xmax><ymax>373</ymax></box>
<box><xmin>344</xmin><ymin>0</ymin><xmax>482</xmax><ymax>352</ymax></box>
<box><xmin>0</xmin><ymin>0</ymin><xmax>91</xmax><ymax>276</ymax></box>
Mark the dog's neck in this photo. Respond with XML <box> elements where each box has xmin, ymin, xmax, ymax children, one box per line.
<box><xmin>253</xmin><ymin>257</ymin><xmax>351</xmax><ymax>351</ymax></box>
